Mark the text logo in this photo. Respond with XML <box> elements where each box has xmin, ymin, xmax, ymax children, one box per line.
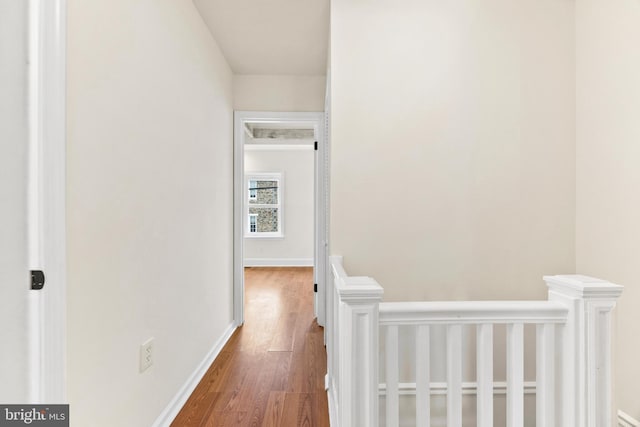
<box><xmin>0</xmin><ymin>405</ymin><xmax>68</xmax><ymax>426</ymax></box>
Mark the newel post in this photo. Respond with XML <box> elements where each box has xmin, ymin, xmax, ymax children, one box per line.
<box><xmin>545</xmin><ymin>275</ymin><xmax>623</xmax><ymax>427</ymax></box>
<box><xmin>337</xmin><ymin>275</ymin><xmax>384</xmax><ymax>427</ymax></box>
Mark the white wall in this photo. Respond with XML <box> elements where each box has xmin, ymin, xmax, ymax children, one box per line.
<box><xmin>330</xmin><ymin>0</ymin><xmax>576</xmax><ymax>302</ymax></box>
<box><xmin>575</xmin><ymin>0</ymin><xmax>640</xmax><ymax>420</ymax></box>
<box><xmin>0</xmin><ymin>0</ymin><xmax>29</xmax><ymax>403</ymax></box>
<box><xmin>244</xmin><ymin>147</ymin><xmax>315</xmax><ymax>265</ymax></box>
<box><xmin>66</xmin><ymin>0</ymin><xmax>233</xmax><ymax>425</ymax></box>
<box><xmin>234</xmin><ymin>75</ymin><xmax>326</xmax><ymax>112</ymax></box>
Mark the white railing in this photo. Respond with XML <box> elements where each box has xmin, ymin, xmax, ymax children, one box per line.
<box><xmin>325</xmin><ymin>256</ymin><xmax>623</xmax><ymax>427</ymax></box>
<box><xmin>379</xmin><ymin>301</ymin><xmax>566</xmax><ymax>427</ymax></box>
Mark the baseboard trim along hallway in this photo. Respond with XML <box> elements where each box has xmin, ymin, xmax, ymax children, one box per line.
<box><xmin>619</xmin><ymin>410</ymin><xmax>640</xmax><ymax>427</ymax></box>
<box><xmin>152</xmin><ymin>323</ymin><xmax>237</xmax><ymax>427</ymax></box>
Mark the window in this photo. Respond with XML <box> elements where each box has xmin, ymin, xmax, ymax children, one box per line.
<box><xmin>249</xmin><ymin>214</ymin><xmax>257</xmax><ymax>233</ymax></box>
<box><xmin>245</xmin><ymin>173</ymin><xmax>283</xmax><ymax>237</ymax></box>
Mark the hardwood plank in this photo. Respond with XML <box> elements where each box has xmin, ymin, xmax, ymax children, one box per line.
<box><xmin>261</xmin><ymin>392</ymin><xmax>286</xmax><ymax>427</ymax></box>
<box><xmin>226</xmin><ymin>352</ymin><xmax>274</xmax><ymax>424</ymax></box>
<box><xmin>297</xmin><ymin>394</ymin><xmax>314</xmax><ymax>427</ymax></box>
<box><xmin>268</xmin><ymin>351</ymin><xmax>292</xmax><ymax>392</ymax></box>
<box><xmin>202</xmin><ymin>411</ymin><xmax>248</xmax><ymax>427</ymax></box>
<box><xmin>314</xmin><ymin>392</ymin><xmax>330</xmax><ymax>427</ymax></box>
<box><xmin>281</xmin><ymin>393</ymin><xmax>314</xmax><ymax>427</ymax></box>
<box><xmin>213</xmin><ymin>351</ymin><xmax>258</xmax><ymax>395</ymax></box>
<box><xmin>307</xmin><ymin>327</ymin><xmax>326</xmax><ymax>391</ymax></box>
<box><xmin>269</xmin><ymin>312</ymin><xmax>298</xmax><ymax>352</ymax></box>
<box><xmin>171</xmin><ymin>267</ymin><xmax>329</xmax><ymax>427</ymax></box>
<box><xmin>203</xmin><ymin>351</ymin><xmax>234</xmax><ymax>393</ymax></box>
<box><xmin>171</xmin><ymin>390</ymin><xmax>223</xmax><ymax>427</ymax></box>
<box><xmin>244</xmin><ymin>387</ymin><xmax>271</xmax><ymax>427</ymax></box>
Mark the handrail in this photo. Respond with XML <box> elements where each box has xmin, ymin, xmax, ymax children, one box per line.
<box><xmin>379</xmin><ymin>300</ymin><xmax>568</xmax><ymax>325</ymax></box>
<box><xmin>330</xmin><ymin>255</ymin><xmax>348</xmax><ymax>281</ymax></box>
<box><xmin>330</xmin><ymin>256</ymin><xmax>383</xmax><ymax>301</ymax></box>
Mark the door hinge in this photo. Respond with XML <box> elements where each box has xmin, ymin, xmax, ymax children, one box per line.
<box><xmin>314</xmin><ymin>141</ymin><xmax>318</xmax><ymax>151</ymax></box>
<box><xmin>31</xmin><ymin>270</ymin><xmax>45</xmax><ymax>290</ymax></box>
<box><xmin>314</xmin><ymin>283</ymin><xmax>318</xmax><ymax>293</ymax></box>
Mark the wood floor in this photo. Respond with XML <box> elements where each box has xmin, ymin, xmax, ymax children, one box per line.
<box><xmin>171</xmin><ymin>267</ymin><xmax>330</xmax><ymax>427</ymax></box>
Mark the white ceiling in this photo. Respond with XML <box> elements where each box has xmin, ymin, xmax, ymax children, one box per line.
<box><xmin>193</xmin><ymin>0</ymin><xmax>329</xmax><ymax>75</ymax></box>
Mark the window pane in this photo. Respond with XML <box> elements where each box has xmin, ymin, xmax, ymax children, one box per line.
<box><xmin>248</xmin><ymin>180</ymin><xmax>257</xmax><ymax>200</ymax></box>
<box><xmin>248</xmin><ymin>207</ymin><xmax>279</xmax><ymax>233</ymax></box>
<box><xmin>248</xmin><ymin>180</ymin><xmax>278</xmax><ymax>205</ymax></box>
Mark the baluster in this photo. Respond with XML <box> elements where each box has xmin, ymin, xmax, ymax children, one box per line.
<box><xmin>416</xmin><ymin>325</ymin><xmax>430</xmax><ymax>427</ymax></box>
<box><xmin>386</xmin><ymin>325</ymin><xmax>399</xmax><ymax>427</ymax></box>
<box><xmin>536</xmin><ymin>323</ymin><xmax>555</xmax><ymax>427</ymax></box>
<box><xmin>507</xmin><ymin>323</ymin><xmax>524</xmax><ymax>427</ymax></box>
<box><xmin>477</xmin><ymin>323</ymin><xmax>493</xmax><ymax>427</ymax></box>
<box><xmin>446</xmin><ymin>324</ymin><xmax>462</xmax><ymax>427</ymax></box>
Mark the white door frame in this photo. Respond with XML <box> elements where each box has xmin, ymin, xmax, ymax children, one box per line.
<box><xmin>27</xmin><ymin>0</ymin><xmax>67</xmax><ymax>403</ymax></box>
<box><xmin>233</xmin><ymin>111</ymin><xmax>327</xmax><ymax>327</ymax></box>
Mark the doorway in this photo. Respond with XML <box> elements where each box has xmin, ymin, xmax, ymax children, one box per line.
<box><xmin>233</xmin><ymin>111</ymin><xmax>327</xmax><ymax>328</ymax></box>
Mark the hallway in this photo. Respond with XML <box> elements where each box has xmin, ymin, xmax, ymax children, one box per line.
<box><xmin>172</xmin><ymin>267</ymin><xmax>329</xmax><ymax>426</ymax></box>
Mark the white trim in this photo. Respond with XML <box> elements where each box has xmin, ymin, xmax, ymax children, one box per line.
<box><xmin>315</xmin><ymin>110</ymin><xmax>327</xmax><ymax>327</ymax></box>
<box><xmin>244</xmin><ymin>258</ymin><xmax>314</xmax><ymax>267</ymax></box>
<box><xmin>327</xmin><ymin>389</ymin><xmax>339</xmax><ymax>427</ymax></box>
<box><xmin>243</xmin><ymin>123</ymin><xmax>253</xmax><ymax>139</ymax></box>
<box><xmin>151</xmin><ymin>323</ymin><xmax>236</xmax><ymax>427</ymax></box>
<box><xmin>379</xmin><ymin>301</ymin><xmax>568</xmax><ymax>325</ymax></box>
<box><xmin>27</xmin><ymin>0</ymin><xmax>67</xmax><ymax>404</ymax></box>
<box><xmin>378</xmin><ymin>381</ymin><xmax>537</xmax><ymax>396</ymax></box>
<box><xmin>233</xmin><ymin>113</ymin><xmax>245</xmax><ymax>326</ymax></box>
<box><xmin>320</xmin><ymin>72</ymin><xmax>331</xmax><ymax>331</ymax></box>
<box><xmin>326</xmin><ymin>374</ymin><xmax>338</xmax><ymax>427</ymax></box>
<box><xmin>619</xmin><ymin>410</ymin><xmax>640</xmax><ymax>427</ymax></box>
<box><xmin>244</xmin><ymin>235</ymin><xmax>285</xmax><ymax>240</ymax></box>
<box><xmin>234</xmin><ymin>111</ymin><xmax>326</xmax><ymax>328</ymax></box>
<box><xmin>27</xmin><ymin>0</ymin><xmax>43</xmax><ymax>402</ymax></box>
<box><xmin>245</xmin><ymin>143</ymin><xmax>314</xmax><ymax>151</ymax></box>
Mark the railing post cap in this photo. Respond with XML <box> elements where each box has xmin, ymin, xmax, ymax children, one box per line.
<box><xmin>338</xmin><ymin>277</ymin><xmax>384</xmax><ymax>303</ymax></box>
<box><xmin>544</xmin><ymin>274</ymin><xmax>623</xmax><ymax>299</ymax></box>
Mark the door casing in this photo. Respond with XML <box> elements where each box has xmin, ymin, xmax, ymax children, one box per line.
<box><xmin>27</xmin><ymin>0</ymin><xmax>67</xmax><ymax>403</ymax></box>
<box><xmin>233</xmin><ymin>111</ymin><xmax>327</xmax><ymax>327</ymax></box>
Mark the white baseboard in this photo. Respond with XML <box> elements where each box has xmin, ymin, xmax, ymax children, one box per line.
<box><xmin>378</xmin><ymin>381</ymin><xmax>537</xmax><ymax>396</ymax></box>
<box><xmin>152</xmin><ymin>323</ymin><xmax>236</xmax><ymax>427</ymax></box>
<box><xmin>619</xmin><ymin>410</ymin><xmax>640</xmax><ymax>427</ymax></box>
<box><xmin>244</xmin><ymin>258</ymin><xmax>313</xmax><ymax>267</ymax></box>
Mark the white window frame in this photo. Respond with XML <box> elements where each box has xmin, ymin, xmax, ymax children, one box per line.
<box><xmin>245</xmin><ymin>172</ymin><xmax>284</xmax><ymax>238</ymax></box>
